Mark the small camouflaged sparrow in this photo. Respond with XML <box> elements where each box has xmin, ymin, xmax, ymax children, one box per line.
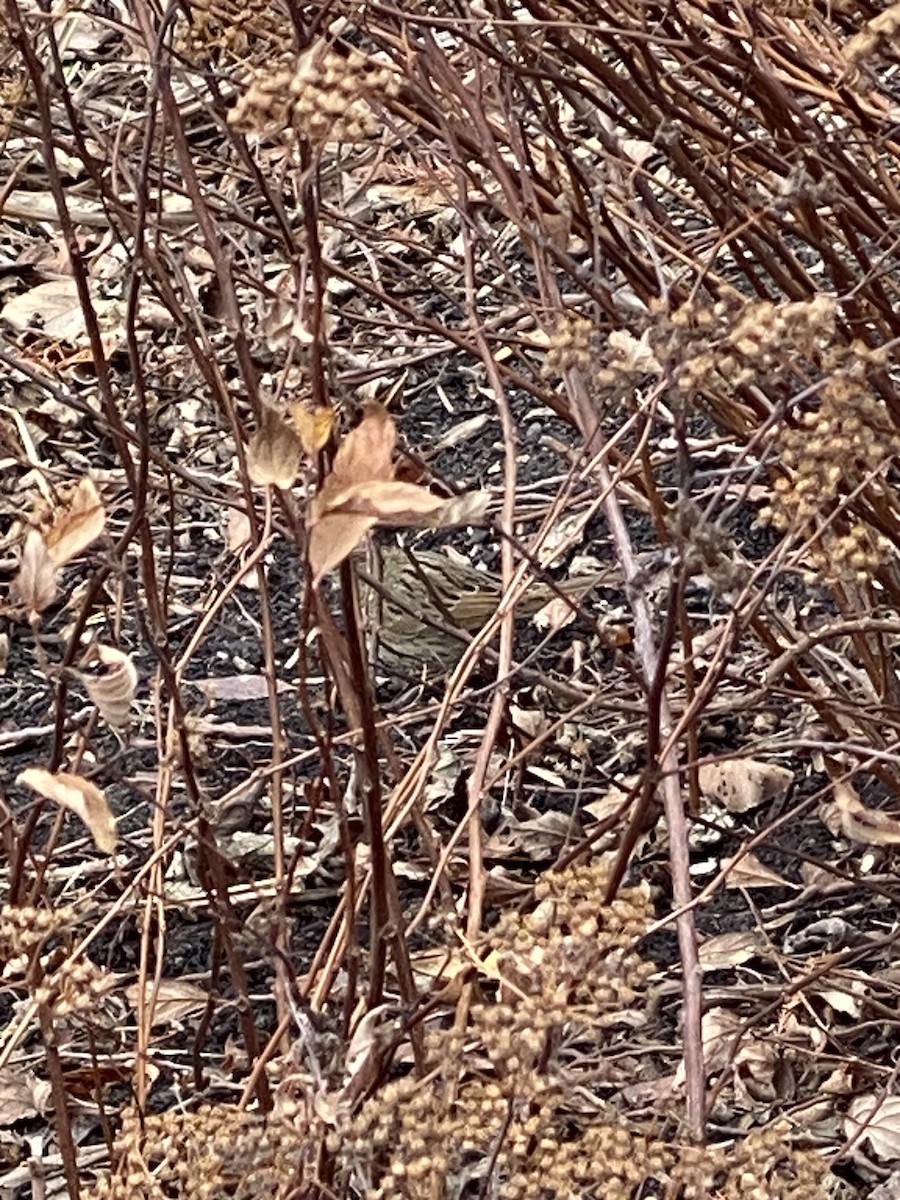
<box><xmin>358</xmin><ymin>545</ymin><xmax>619</xmax><ymax>673</ymax></box>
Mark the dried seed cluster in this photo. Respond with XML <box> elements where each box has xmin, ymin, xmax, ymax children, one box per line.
<box><xmin>337</xmin><ymin>863</ymin><xmax>660</xmax><ymax>1198</ymax></box>
<box><xmin>672</xmin><ymin>1124</ymin><xmax>825</xmax><ymax>1200</ymax></box>
<box><xmin>758</xmin><ymin>352</ymin><xmax>896</xmax><ymax>580</ymax></box>
<box><xmin>541</xmin><ymin>313</ymin><xmax>596</xmax><ymax>377</ymax></box>
<box><xmin>0</xmin><ymin>903</ymin><xmax>74</xmax><ymax>959</ymax></box>
<box><xmin>231</xmin><ymin>44</ymin><xmax>396</xmax><ymax>145</ymax></box>
<box><xmin>651</xmin><ymin>291</ymin><xmax>836</xmax><ymax>397</ymax></box>
<box><xmin>82</xmin><ymin>863</ymin><xmax>827</xmax><ymax>1200</ymax></box>
<box><xmin>83</xmin><ymin>1103</ymin><xmax>310</xmax><ymax>1200</ymax></box>
<box><xmin>173</xmin><ymin>0</ymin><xmax>281</xmax><ymax>68</ymax></box>
<box><xmin>33</xmin><ymin>955</ymin><xmax>113</xmax><ymax>1018</ymax></box>
<box><xmin>489</xmin><ymin>861</ymin><xmax>656</xmax><ymax>1025</ymax></box>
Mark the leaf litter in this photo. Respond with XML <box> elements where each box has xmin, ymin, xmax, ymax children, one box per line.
<box><xmin>1</xmin><ymin>6</ymin><xmax>899</xmax><ymax>1198</ymax></box>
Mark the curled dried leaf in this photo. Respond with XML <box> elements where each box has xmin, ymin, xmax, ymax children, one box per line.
<box><xmin>426</xmin><ymin>489</ymin><xmax>491</xmax><ymax>529</ymax></box>
<box><xmin>77</xmin><ymin>645</ymin><xmax>138</xmax><ymax>727</ymax></box>
<box><xmin>17</xmin><ymin>768</ymin><xmax>116</xmax><ymax>853</ymax></box>
<box><xmin>822</xmin><ymin>781</ymin><xmax>900</xmax><ymax>846</ymax></box>
<box><xmin>332</xmin><ymin>403</ymin><xmax>396</xmax><ymax>485</ymax></box>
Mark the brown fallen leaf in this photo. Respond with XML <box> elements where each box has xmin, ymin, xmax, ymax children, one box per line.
<box><xmin>0</xmin><ymin>1067</ymin><xmax>52</xmax><ymax>1125</ymax></box>
<box><xmin>125</xmin><ymin>978</ymin><xmax>209</xmax><ymax>1028</ymax></box>
<box><xmin>699</xmin><ymin>758</ymin><xmax>794</xmax><ymax>813</ymax></box>
<box><xmin>15</xmin><ymin>528</ymin><xmax>58</xmax><ymax>617</ymax></box>
<box><xmin>846</xmin><ymin>1094</ymin><xmax>900</xmax><ymax>1161</ymax></box>
<box><xmin>821</xmin><ymin>781</ymin><xmax>900</xmax><ymax>846</ymax></box>
<box><xmin>721</xmin><ymin>852</ymin><xmax>794</xmax><ymax>890</ymax></box>
<box><xmin>698</xmin><ymin>929</ymin><xmax>764</xmax><ymax>970</ymax></box>
<box><xmin>247</xmin><ymin>403</ymin><xmax>302</xmax><ymax>488</ymax></box>
<box><xmin>17</xmin><ymin>768</ymin><xmax>116</xmax><ymax>853</ymax></box>
<box><xmin>44</xmin><ymin>476</ymin><xmax>106</xmax><ymax>567</ymax></box>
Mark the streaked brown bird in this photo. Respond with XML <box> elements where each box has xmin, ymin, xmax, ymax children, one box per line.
<box><xmin>358</xmin><ymin>545</ymin><xmax>618</xmax><ymax>673</ymax></box>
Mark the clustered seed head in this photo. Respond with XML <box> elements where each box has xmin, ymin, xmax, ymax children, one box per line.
<box><xmin>83</xmin><ymin>1103</ymin><xmax>312</xmax><ymax>1200</ymax></box>
<box><xmin>82</xmin><ymin>861</ymin><xmax>828</xmax><ymax>1200</ymax></box>
<box><xmin>652</xmin><ymin>291</ymin><xmax>837</xmax><ymax>396</ymax></box>
<box><xmin>488</xmin><ymin>863</ymin><xmax>656</xmax><ymax>1028</ymax></box>
<box><xmin>0</xmin><ymin>903</ymin><xmax>75</xmax><ymax>962</ymax></box>
<box><xmin>668</xmin><ymin>499</ymin><xmax>750</xmax><ymax>593</ymax></box>
<box><xmin>173</xmin><ymin>0</ymin><xmax>278</xmax><ymax>68</ymax></box>
<box><xmin>671</xmin><ymin>1123</ymin><xmax>825</xmax><ymax>1200</ymax></box>
<box><xmin>758</xmin><ymin>355</ymin><xmax>897</xmax><ymax>581</ymax></box>
<box><xmin>541</xmin><ymin>313</ymin><xmax>596</xmax><ymax>378</ymax></box>
<box><xmin>230</xmin><ymin>43</ymin><xmax>397</xmax><ymax>146</ymax></box>
<box><xmin>33</xmin><ymin>955</ymin><xmax>113</xmax><ymax>1018</ymax></box>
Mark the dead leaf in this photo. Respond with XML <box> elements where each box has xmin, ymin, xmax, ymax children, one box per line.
<box><xmin>699</xmin><ymin>758</ymin><xmax>794</xmax><ymax>813</ymax></box>
<box><xmin>430</xmin><ymin>414</ymin><xmax>490</xmax><ymax>451</ymax></box>
<box><xmin>484</xmin><ymin>810</ymin><xmax>579</xmax><ymax>859</ymax></box>
<box><xmin>698</xmin><ymin>930</ymin><xmax>764</xmax><ymax>970</ymax></box>
<box><xmin>247</xmin><ymin>404</ymin><xmax>302</xmax><ymax>488</ymax></box>
<box><xmin>17</xmin><ymin>768</ymin><xmax>116</xmax><ymax>853</ymax></box>
<box><xmin>532</xmin><ymin>594</ymin><xmax>579</xmax><ymax>633</ymax></box>
<box><xmin>0</xmin><ymin>1068</ymin><xmax>52</xmax><ymax>1125</ymax></box>
<box><xmin>308</xmin><ymin>510</ymin><xmax>379</xmax><ymax>584</ymax></box>
<box><xmin>816</xmin><ymin>981</ymin><xmax>864</xmax><ymax>1018</ymax></box>
<box><xmin>317</xmin><ymin>478</ymin><xmax>446</xmax><ymax>523</ymax></box>
<box><xmin>870</xmin><ymin>1169</ymin><xmax>900</xmax><ymax>1200</ymax></box>
<box><xmin>0</xmin><ymin>278</ymin><xmax>114</xmax><ymax>342</ymax></box>
<box><xmin>307</xmin><ymin>404</ymin><xmax>483</xmax><ymax>580</ymax></box>
<box><xmin>125</xmin><ymin>978</ymin><xmax>209</xmax><ymax>1027</ymax></box>
<box><xmin>721</xmin><ymin>852</ymin><xmax>794</xmax><ymax>890</ymax></box>
<box><xmin>77</xmin><ymin>645</ymin><xmax>138</xmax><ymax>727</ymax></box>
<box><xmin>426</xmin><ymin>488</ymin><xmax>492</xmax><ymax>528</ymax></box>
<box><xmin>43</xmin><ymin>476</ymin><xmax>106</xmax><ymax>566</ymax></box>
<box><xmin>289</xmin><ymin>403</ymin><xmax>335</xmax><ymax>454</ymax></box>
<box><xmin>191</xmin><ymin>674</ymin><xmax>289</xmax><ymax>701</ymax></box>
<box><xmin>227</xmin><ymin>507</ymin><xmax>253</xmax><ymax>553</ymax></box>
<box><xmin>846</xmin><ymin>1095</ymin><xmax>900</xmax><ymax>1160</ymax></box>
<box><xmin>15</xmin><ymin>528</ymin><xmax>58</xmax><ymax>617</ymax></box>
<box><xmin>821</xmin><ymin>781</ymin><xmax>900</xmax><ymax>845</ymax></box>
<box><xmin>331</xmin><ymin>403</ymin><xmax>396</xmax><ymax>485</ymax></box>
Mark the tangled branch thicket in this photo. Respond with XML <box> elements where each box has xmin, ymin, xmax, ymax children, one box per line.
<box><xmin>3</xmin><ymin>0</ymin><xmax>900</xmax><ymax>1197</ymax></box>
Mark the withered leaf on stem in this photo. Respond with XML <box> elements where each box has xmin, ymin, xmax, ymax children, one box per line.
<box><xmin>44</xmin><ymin>476</ymin><xmax>106</xmax><ymax>567</ymax></box>
<box><xmin>76</xmin><ymin>645</ymin><xmax>139</xmax><ymax>727</ymax></box>
<box><xmin>15</xmin><ymin>529</ymin><xmax>58</xmax><ymax>618</ymax></box>
<box><xmin>289</xmin><ymin>403</ymin><xmax>335</xmax><ymax>455</ymax></box>
<box><xmin>17</xmin><ymin>768</ymin><xmax>117</xmax><ymax>854</ymax></box>
<box><xmin>308</xmin><ymin>404</ymin><xmax>491</xmax><ymax>582</ymax></box>
<box><xmin>247</xmin><ymin>403</ymin><xmax>302</xmax><ymax>489</ymax></box>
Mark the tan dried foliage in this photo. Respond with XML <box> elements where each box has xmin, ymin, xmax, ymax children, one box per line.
<box><xmin>821</xmin><ymin>781</ymin><xmax>900</xmax><ymax>846</ymax></box>
<box><xmin>247</xmin><ymin>403</ymin><xmax>303</xmax><ymax>489</ymax></box>
<box><xmin>15</xmin><ymin>528</ymin><xmax>58</xmax><ymax>617</ymax></box>
<box><xmin>309</xmin><ymin>404</ymin><xmax>443</xmax><ymax>582</ymax></box>
<box><xmin>289</xmin><ymin>402</ymin><xmax>335</xmax><ymax>454</ymax></box>
<box><xmin>76</xmin><ymin>645</ymin><xmax>139</xmax><ymax>727</ymax></box>
<box><xmin>44</xmin><ymin>476</ymin><xmax>106</xmax><ymax>566</ymax></box>
<box><xmin>17</xmin><ymin>768</ymin><xmax>116</xmax><ymax>854</ymax></box>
